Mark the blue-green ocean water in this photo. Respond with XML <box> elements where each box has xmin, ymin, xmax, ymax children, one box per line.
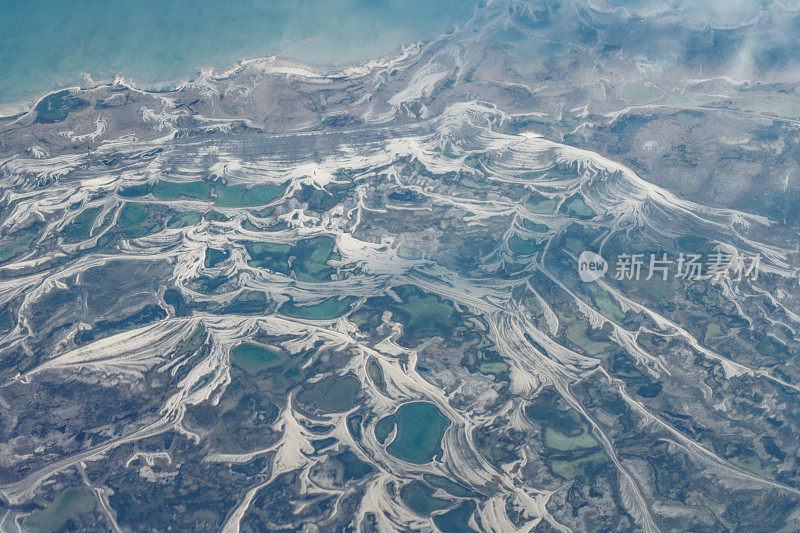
<box><xmin>0</xmin><ymin>0</ymin><xmax>473</xmax><ymax>106</ymax></box>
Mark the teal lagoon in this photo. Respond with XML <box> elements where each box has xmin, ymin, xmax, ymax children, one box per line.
<box><xmin>0</xmin><ymin>0</ymin><xmax>474</xmax><ymax>108</ymax></box>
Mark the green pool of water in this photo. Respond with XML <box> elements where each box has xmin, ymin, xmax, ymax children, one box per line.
<box><xmin>24</xmin><ymin>488</ymin><xmax>95</xmax><ymax>533</ymax></box>
<box><xmin>230</xmin><ymin>342</ymin><xmax>285</xmax><ymax>375</ymax></box>
<box><xmin>375</xmin><ymin>401</ymin><xmax>450</xmax><ymax>464</ymax></box>
<box><xmin>278</xmin><ymin>296</ymin><xmax>356</xmax><ymax>320</ymax></box>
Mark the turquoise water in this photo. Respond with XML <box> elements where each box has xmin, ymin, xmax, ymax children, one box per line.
<box><xmin>0</xmin><ymin>0</ymin><xmax>473</xmax><ymax>105</ymax></box>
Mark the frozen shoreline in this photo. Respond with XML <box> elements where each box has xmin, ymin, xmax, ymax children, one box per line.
<box><xmin>0</xmin><ymin>42</ymin><xmax>425</xmax><ymax>121</ymax></box>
